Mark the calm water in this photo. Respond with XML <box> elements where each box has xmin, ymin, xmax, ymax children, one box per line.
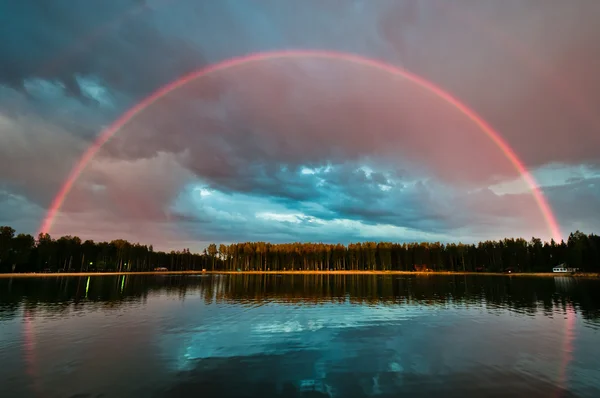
<box><xmin>1</xmin><ymin>275</ymin><xmax>600</xmax><ymax>398</ymax></box>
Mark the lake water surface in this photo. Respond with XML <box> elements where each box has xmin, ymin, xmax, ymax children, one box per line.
<box><xmin>1</xmin><ymin>274</ymin><xmax>599</xmax><ymax>398</ymax></box>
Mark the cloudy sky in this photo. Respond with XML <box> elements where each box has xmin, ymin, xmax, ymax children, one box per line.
<box><xmin>1</xmin><ymin>0</ymin><xmax>599</xmax><ymax>250</ymax></box>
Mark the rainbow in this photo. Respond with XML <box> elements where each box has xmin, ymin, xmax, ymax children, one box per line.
<box><xmin>38</xmin><ymin>49</ymin><xmax>563</xmax><ymax>242</ymax></box>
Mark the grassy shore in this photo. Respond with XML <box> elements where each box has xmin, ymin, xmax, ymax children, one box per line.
<box><xmin>1</xmin><ymin>270</ymin><xmax>598</xmax><ymax>278</ymax></box>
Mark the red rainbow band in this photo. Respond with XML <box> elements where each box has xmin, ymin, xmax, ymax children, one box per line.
<box><xmin>38</xmin><ymin>49</ymin><xmax>563</xmax><ymax>242</ymax></box>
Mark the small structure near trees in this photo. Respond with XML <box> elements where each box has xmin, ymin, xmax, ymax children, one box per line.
<box><xmin>414</xmin><ymin>264</ymin><xmax>432</xmax><ymax>272</ymax></box>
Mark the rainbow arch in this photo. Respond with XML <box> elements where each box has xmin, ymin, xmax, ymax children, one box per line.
<box><xmin>38</xmin><ymin>49</ymin><xmax>563</xmax><ymax>242</ymax></box>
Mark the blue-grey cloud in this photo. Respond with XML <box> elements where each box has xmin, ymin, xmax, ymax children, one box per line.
<box><xmin>0</xmin><ymin>0</ymin><xmax>204</xmax><ymax>100</ymax></box>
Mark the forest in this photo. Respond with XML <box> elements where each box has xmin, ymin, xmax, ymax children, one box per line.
<box><xmin>0</xmin><ymin>225</ymin><xmax>598</xmax><ymax>273</ymax></box>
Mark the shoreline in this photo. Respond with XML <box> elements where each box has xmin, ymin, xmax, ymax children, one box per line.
<box><xmin>1</xmin><ymin>270</ymin><xmax>598</xmax><ymax>278</ymax></box>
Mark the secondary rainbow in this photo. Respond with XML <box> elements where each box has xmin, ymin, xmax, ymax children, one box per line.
<box><xmin>38</xmin><ymin>49</ymin><xmax>563</xmax><ymax>242</ymax></box>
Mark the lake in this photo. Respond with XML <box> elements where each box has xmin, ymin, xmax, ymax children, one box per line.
<box><xmin>1</xmin><ymin>274</ymin><xmax>599</xmax><ymax>398</ymax></box>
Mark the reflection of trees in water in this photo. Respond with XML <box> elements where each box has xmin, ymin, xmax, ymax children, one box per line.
<box><xmin>1</xmin><ymin>275</ymin><xmax>599</xmax><ymax>322</ymax></box>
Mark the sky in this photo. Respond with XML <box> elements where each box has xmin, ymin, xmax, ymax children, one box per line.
<box><xmin>1</xmin><ymin>0</ymin><xmax>599</xmax><ymax>251</ymax></box>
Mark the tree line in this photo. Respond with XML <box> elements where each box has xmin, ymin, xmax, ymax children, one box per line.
<box><xmin>0</xmin><ymin>225</ymin><xmax>598</xmax><ymax>273</ymax></box>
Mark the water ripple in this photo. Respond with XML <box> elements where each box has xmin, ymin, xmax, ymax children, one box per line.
<box><xmin>0</xmin><ymin>274</ymin><xmax>599</xmax><ymax>397</ymax></box>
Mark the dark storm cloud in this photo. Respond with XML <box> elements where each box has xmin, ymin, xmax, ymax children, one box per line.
<box><xmin>104</xmin><ymin>57</ymin><xmax>512</xmax><ymax>195</ymax></box>
<box><xmin>379</xmin><ymin>0</ymin><xmax>600</xmax><ymax>169</ymax></box>
<box><xmin>0</xmin><ymin>0</ymin><xmax>204</xmax><ymax>100</ymax></box>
